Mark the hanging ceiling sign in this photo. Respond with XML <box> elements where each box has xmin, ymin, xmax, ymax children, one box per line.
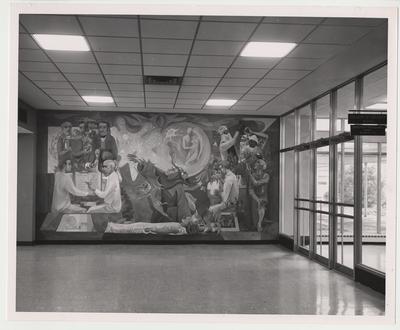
<box><xmin>350</xmin><ymin>125</ymin><xmax>386</xmax><ymax>136</ymax></box>
<box><xmin>348</xmin><ymin>113</ymin><xmax>387</xmax><ymax>125</ymax></box>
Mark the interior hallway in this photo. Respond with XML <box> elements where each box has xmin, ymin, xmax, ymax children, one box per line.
<box><xmin>16</xmin><ymin>244</ymin><xmax>385</xmax><ymax>315</ymax></box>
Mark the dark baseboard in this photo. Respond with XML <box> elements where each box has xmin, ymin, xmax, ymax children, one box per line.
<box><xmin>17</xmin><ymin>241</ymin><xmax>35</xmax><ymax>246</ymax></box>
<box><xmin>278</xmin><ymin>233</ymin><xmax>294</xmax><ymax>250</ymax></box>
<box><xmin>355</xmin><ymin>265</ymin><xmax>385</xmax><ymax>294</ymax></box>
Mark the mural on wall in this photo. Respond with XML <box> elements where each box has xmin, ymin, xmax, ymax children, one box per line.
<box><xmin>38</xmin><ymin>112</ymin><xmax>279</xmax><ymax>240</ymax></box>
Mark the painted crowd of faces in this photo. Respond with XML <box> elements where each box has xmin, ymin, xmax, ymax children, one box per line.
<box><xmin>45</xmin><ymin>114</ymin><xmax>276</xmax><ymax>235</ymax></box>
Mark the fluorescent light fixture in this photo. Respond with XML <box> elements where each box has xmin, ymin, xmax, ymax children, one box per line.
<box><xmin>32</xmin><ymin>34</ymin><xmax>90</xmax><ymax>51</ymax></box>
<box><xmin>206</xmin><ymin>99</ymin><xmax>237</xmax><ymax>107</ymax></box>
<box><xmin>365</xmin><ymin>103</ymin><xmax>387</xmax><ymax>110</ymax></box>
<box><xmin>241</xmin><ymin>42</ymin><xmax>297</xmax><ymax>57</ymax></box>
<box><xmin>82</xmin><ymin>96</ymin><xmax>114</xmax><ymax>103</ymax></box>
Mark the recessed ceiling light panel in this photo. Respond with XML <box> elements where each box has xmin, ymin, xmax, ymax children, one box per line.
<box><xmin>32</xmin><ymin>34</ymin><xmax>90</xmax><ymax>51</ymax></box>
<box><xmin>206</xmin><ymin>99</ymin><xmax>237</xmax><ymax>106</ymax></box>
<box><xmin>241</xmin><ymin>42</ymin><xmax>297</xmax><ymax>58</ymax></box>
<box><xmin>82</xmin><ymin>96</ymin><xmax>114</xmax><ymax>103</ymax></box>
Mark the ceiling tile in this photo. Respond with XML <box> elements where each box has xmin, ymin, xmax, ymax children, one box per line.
<box><xmin>142</xmin><ymin>54</ymin><xmax>188</xmax><ymax>67</ymax></box>
<box><xmin>79</xmin><ymin>17</ymin><xmax>138</xmax><ymax>37</ymax></box>
<box><xmin>192</xmin><ymin>41</ymin><xmax>244</xmax><ymax>56</ymax></box>
<box><xmin>182</xmin><ymin>77</ymin><xmax>220</xmax><ymax>86</ymax></box>
<box><xmin>256</xmin><ymin>79</ymin><xmax>297</xmax><ymax>88</ymax></box>
<box><xmin>24</xmin><ymin>72</ymin><xmax>65</xmax><ymax>81</ymax></box>
<box><xmin>35</xmin><ymin>81</ymin><xmax>71</xmax><ymax>89</ymax></box>
<box><xmin>101</xmin><ymin>65</ymin><xmax>141</xmax><ymax>75</ymax></box>
<box><xmin>145</xmin><ymin>98</ymin><xmax>176</xmax><ymax>104</ymax></box>
<box><xmin>19</xmin><ymin>49</ymin><xmax>48</xmax><ymax>62</ymax></box>
<box><xmin>19</xmin><ymin>34</ymin><xmax>39</xmax><ymax>49</ymax></box>
<box><xmin>275</xmin><ymin>58</ymin><xmax>325</xmax><ymax>70</ymax></box>
<box><xmin>57</xmin><ymin>63</ymin><xmax>100</xmax><ymax>74</ymax></box>
<box><xmin>109</xmin><ymin>83</ymin><xmax>143</xmax><ymax>91</ymax></box>
<box><xmin>210</xmin><ymin>93</ymin><xmax>243</xmax><ymax>99</ymax></box>
<box><xmin>19</xmin><ymin>61</ymin><xmax>58</xmax><ymax>72</ymax></box>
<box><xmin>20</xmin><ymin>15</ymin><xmax>81</xmax><ymax>34</ymax></box>
<box><xmin>105</xmin><ymin>75</ymin><xmax>142</xmax><ymax>84</ymax></box>
<box><xmin>142</xmin><ymin>38</ymin><xmax>192</xmax><ymax>54</ymax></box>
<box><xmin>225</xmin><ymin>68</ymin><xmax>266</xmax><ymax>79</ymax></box>
<box><xmin>144</xmin><ymin>85</ymin><xmax>179</xmax><ymax>92</ymax></box>
<box><xmin>88</xmin><ymin>36</ymin><xmax>140</xmax><ymax>52</ymax></box>
<box><xmin>178</xmin><ymin>93</ymin><xmax>210</xmax><ymax>99</ymax></box>
<box><xmin>116</xmin><ymin>102</ymin><xmax>144</xmax><ymax>107</ymax></box>
<box><xmin>175</xmin><ymin>104</ymin><xmax>203</xmax><ymax>109</ymax></box>
<box><xmin>230</xmin><ymin>104</ymin><xmax>259</xmax><ymax>111</ymax></box>
<box><xmin>46</xmin><ymin>50</ymin><xmax>96</xmax><ymax>64</ymax></box>
<box><xmin>248</xmin><ymin>87</ymin><xmax>285</xmax><ymax>94</ymax></box>
<box><xmin>140</xmin><ymin>19</ymin><xmax>198</xmax><ymax>39</ymax></box>
<box><xmin>179</xmin><ymin>85</ymin><xmax>215</xmax><ymax>93</ymax></box>
<box><xmin>144</xmin><ymin>66</ymin><xmax>185</xmax><ymax>76</ymax></box>
<box><xmin>77</xmin><ymin>89</ymin><xmax>111</xmax><ymax>96</ymax></box>
<box><xmin>185</xmin><ymin>67</ymin><xmax>226</xmax><ymax>78</ymax></box>
<box><xmin>113</xmin><ymin>91</ymin><xmax>144</xmax><ymax>97</ymax></box>
<box><xmin>303</xmin><ymin>26</ymin><xmax>371</xmax><ymax>45</ymax></box>
<box><xmin>114</xmin><ymin>97</ymin><xmax>144</xmax><ymax>103</ymax></box>
<box><xmin>241</xmin><ymin>94</ymin><xmax>275</xmax><ymax>101</ymax></box>
<box><xmin>231</xmin><ymin>57</ymin><xmax>279</xmax><ymax>69</ymax></box>
<box><xmin>288</xmin><ymin>44</ymin><xmax>346</xmax><ymax>59</ymax></box>
<box><xmin>72</xmin><ymin>82</ymin><xmax>108</xmax><ymax>90</ymax></box>
<box><xmin>64</xmin><ymin>73</ymin><xmax>105</xmax><ymax>82</ymax></box>
<box><xmin>202</xmin><ymin>16</ymin><xmax>261</xmax><ymax>23</ymax></box>
<box><xmin>322</xmin><ymin>18</ymin><xmax>384</xmax><ymax>27</ymax></box>
<box><xmin>58</xmin><ymin>100</ymin><xmax>87</xmax><ymax>106</ymax></box>
<box><xmin>197</xmin><ymin>22</ymin><xmax>256</xmax><ymax>41</ymax></box>
<box><xmin>214</xmin><ymin>86</ymin><xmax>249</xmax><ymax>93</ymax></box>
<box><xmin>52</xmin><ymin>95</ymin><xmax>84</xmax><ymax>101</ymax></box>
<box><xmin>146</xmin><ymin>92</ymin><xmax>178</xmax><ymax>99</ymax></box>
<box><xmin>235</xmin><ymin>100</ymin><xmax>266</xmax><ymax>106</ymax></box>
<box><xmin>146</xmin><ymin>103</ymin><xmax>174</xmax><ymax>108</ymax></box>
<box><xmin>188</xmin><ymin>55</ymin><xmax>234</xmax><ymax>68</ymax></box>
<box><xmin>251</xmin><ymin>24</ymin><xmax>315</xmax><ymax>43</ymax></box>
<box><xmin>219</xmin><ymin>78</ymin><xmax>259</xmax><ymax>86</ymax></box>
<box><xmin>175</xmin><ymin>99</ymin><xmax>205</xmax><ymax>105</ymax></box>
<box><xmin>95</xmin><ymin>52</ymin><xmax>141</xmax><ymax>65</ymax></box>
<box><xmin>43</xmin><ymin>88</ymin><xmax>78</xmax><ymax>96</ymax></box>
<box><xmin>265</xmin><ymin>69</ymin><xmax>310</xmax><ymax>80</ymax></box>
<box><xmin>262</xmin><ymin>17</ymin><xmax>323</xmax><ymax>24</ymax></box>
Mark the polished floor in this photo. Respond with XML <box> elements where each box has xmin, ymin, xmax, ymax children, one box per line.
<box><xmin>16</xmin><ymin>244</ymin><xmax>385</xmax><ymax>315</ymax></box>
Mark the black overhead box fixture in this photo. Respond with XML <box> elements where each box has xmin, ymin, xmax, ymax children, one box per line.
<box><xmin>143</xmin><ymin>76</ymin><xmax>183</xmax><ymax>86</ymax></box>
<box><xmin>348</xmin><ymin>109</ymin><xmax>387</xmax><ymax>136</ymax></box>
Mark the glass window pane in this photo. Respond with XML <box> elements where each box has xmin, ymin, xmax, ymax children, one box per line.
<box><xmin>281</xmin><ymin>151</ymin><xmax>295</xmax><ymax>236</ymax></box>
<box><xmin>336</xmin><ymin>82</ymin><xmax>355</xmax><ymax>134</ymax></box>
<box><xmin>283</xmin><ymin>112</ymin><xmax>295</xmax><ymax>148</ymax></box>
<box><xmin>315</xmin><ymin>95</ymin><xmax>330</xmax><ymax>139</ymax></box>
<box><xmin>361</xmin><ymin>64</ymin><xmax>387</xmax><ymax>273</ymax></box>
<box><xmin>299</xmin><ymin>105</ymin><xmax>312</xmax><ymax>143</ymax></box>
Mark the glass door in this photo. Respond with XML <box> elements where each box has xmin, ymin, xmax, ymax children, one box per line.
<box><xmin>335</xmin><ymin>141</ymin><xmax>355</xmax><ymax>274</ymax></box>
<box><xmin>315</xmin><ymin>146</ymin><xmax>330</xmax><ymax>262</ymax></box>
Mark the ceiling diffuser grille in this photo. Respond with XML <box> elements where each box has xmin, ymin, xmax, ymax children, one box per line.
<box><xmin>143</xmin><ymin>75</ymin><xmax>183</xmax><ymax>85</ymax></box>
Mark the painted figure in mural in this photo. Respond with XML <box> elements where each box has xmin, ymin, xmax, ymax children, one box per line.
<box><xmin>239</xmin><ymin>127</ymin><xmax>269</xmax><ymax>166</ymax></box>
<box><xmin>98</xmin><ymin>121</ymin><xmax>118</xmax><ymax>169</ymax></box>
<box><xmin>56</xmin><ymin>121</ymin><xmax>73</xmax><ymax>167</ymax></box>
<box><xmin>217</xmin><ymin>125</ymin><xmax>240</xmax><ymax>162</ymax></box>
<box><xmin>247</xmin><ymin>158</ymin><xmax>270</xmax><ymax>232</ymax></box>
<box><xmin>87</xmin><ymin>160</ymin><xmax>121</xmax><ymax>213</ymax></box>
<box><xmin>126</xmin><ymin>153</ymin><xmax>192</xmax><ymax>222</ymax></box>
<box><xmin>51</xmin><ymin>159</ymin><xmax>89</xmax><ymax>213</ymax></box>
<box><xmin>182</xmin><ymin>127</ymin><xmax>201</xmax><ymax>165</ymax></box>
<box><xmin>209</xmin><ymin>160</ymin><xmax>240</xmax><ymax>224</ymax></box>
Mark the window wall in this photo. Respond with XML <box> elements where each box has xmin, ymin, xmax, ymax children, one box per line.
<box><xmin>279</xmin><ymin>63</ymin><xmax>387</xmax><ymax>276</ymax></box>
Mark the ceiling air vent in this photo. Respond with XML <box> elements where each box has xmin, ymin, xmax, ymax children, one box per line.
<box><xmin>144</xmin><ymin>75</ymin><xmax>183</xmax><ymax>86</ymax></box>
